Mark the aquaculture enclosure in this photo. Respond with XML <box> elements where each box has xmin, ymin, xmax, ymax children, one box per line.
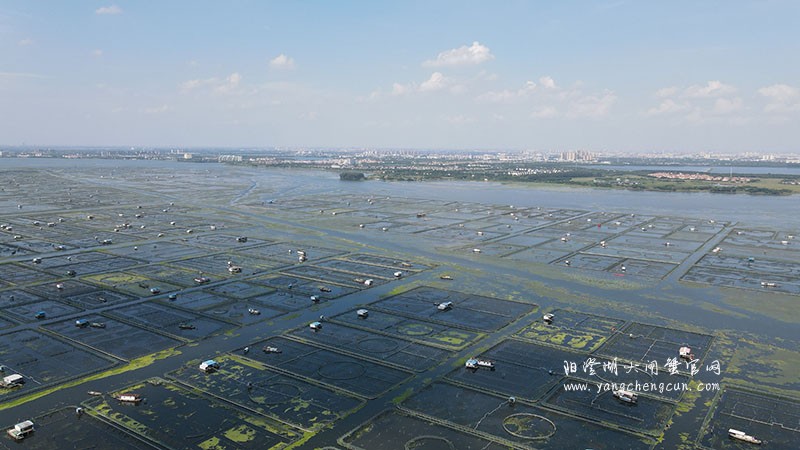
<box><xmin>168</xmin><ymin>354</ymin><xmax>363</xmax><ymax>431</ymax></box>
<box><xmin>241</xmin><ymin>336</ymin><xmax>412</xmax><ymax>398</ymax></box>
<box><xmin>84</xmin><ymin>379</ymin><xmax>301</xmax><ymax>449</ymax></box>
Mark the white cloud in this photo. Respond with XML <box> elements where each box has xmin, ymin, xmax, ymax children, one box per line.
<box><xmin>423</xmin><ymin>41</ymin><xmax>494</xmax><ymax>67</ymax></box>
<box><xmin>476</xmin><ymin>80</ymin><xmax>537</xmax><ymax>103</ymax></box>
<box><xmin>143</xmin><ymin>104</ymin><xmax>169</xmax><ymax>114</ymax></box>
<box><xmin>179</xmin><ymin>73</ymin><xmax>243</xmax><ymax>95</ymax></box>
<box><xmin>758</xmin><ymin>83</ymin><xmax>798</xmax><ymax>101</ymax></box>
<box><xmin>391</xmin><ymin>82</ymin><xmax>411</xmax><ymax>96</ymax></box>
<box><xmin>646</xmin><ymin>99</ymin><xmax>690</xmax><ymax>116</ymax></box>
<box><xmin>538</xmin><ymin>76</ymin><xmax>557</xmax><ymax>89</ymax></box>
<box><xmin>566</xmin><ymin>90</ymin><xmax>617</xmax><ymax>118</ymax></box>
<box><xmin>92</xmin><ymin>49</ymin><xmax>103</xmax><ymax>57</ymax></box>
<box><xmin>531</xmin><ymin>106</ymin><xmax>558</xmax><ymax>119</ymax></box>
<box><xmin>214</xmin><ymin>72</ymin><xmax>241</xmax><ymax>94</ymax></box>
<box><xmin>95</xmin><ymin>5</ymin><xmax>122</xmax><ymax>15</ymax></box>
<box><xmin>180</xmin><ymin>77</ymin><xmax>215</xmax><ymax>92</ymax></box>
<box><xmin>269</xmin><ymin>54</ymin><xmax>295</xmax><ymax>70</ymax></box>
<box><xmin>682</xmin><ymin>80</ymin><xmax>736</xmax><ymax>98</ymax></box>
<box><xmin>758</xmin><ymin>83</ymin><xmax>800</xmax><ymax>113</ymax></box>
<box><xmin>712</xmin><ymin>97</ymin><xmax>743</xmax><ymax>115</ymax></box>
<box><xmin>419</xmin><ymin>72</ymin><xmax>447</xmax><ymax>92</ymax></box>
<box><xmin>655</xmin><ymin>86</ymin><xmax>678</xmax><ymax>98</ymax></box>
<box><xmin>648</xmin><ymin>82</ymin><xmax>746</xmax><ymax>122</ymax></box>
<box><xmin>18</xmin><ymin>38</ymin><xmax>33</xmax><ymax>46</ymax></box>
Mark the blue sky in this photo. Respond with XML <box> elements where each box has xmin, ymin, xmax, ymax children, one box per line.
<box><xmin>1</xmin><ymin>1</ymin><xmax>799</xmax><ymax>152</ymax></box>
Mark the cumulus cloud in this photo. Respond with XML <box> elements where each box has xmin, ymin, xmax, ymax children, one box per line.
<box><xmin>682</xmin><ymin>80</ymin><xmax>736</xmax><ymax>98</ymax></box>
<box><xmin>538</xmin><ymin>76</ymin><xmax>556</xmax><ymax>89</ymax></box>
<box><xmin>419</xmin><ymin>72</ymin><xmax>448</xmax><ymax>92</ymax></box>
<box><xmin>179</xmin><ymin>73</ymin><xmax>243</xmax><ymax>95</ymax></box>
<box><xmin>758</xmin><ymin>83</ymin><xmax>800</xmax><ymax>113</ymax></box>
<box><xmin>647</xmin><ymin>81</ymin><xmax>746</xmax><ymax>122</ymax></box>
<box><xmin>95</xmin><ymin>5</ymin><xmax>122</xmax><ymax>15</ymax></box>
<box><xmin>473</xmin><ymin>75</ymin><xmax>612</xmax><ymax>120</ymax></box>
<box><xmin>269</xmin><ymin>54</ymin><xmax>295</xmax><ymax>70</ymax></box>
<box><xmin>91</xmin><ymin>49</ymin><xmax>103</xmax><ymax>57</ymax></box>
<box><xmin>214</xmin><ymin>72</ymin><xmax>241</xmax><ymax>94</ymax></box>
<box><xmin>391</xmin><ymin>83</ymin><xmax>410</xmax><ymax>96</ymax></box>
<box><xmin>566</xmin><ymin>90</ymin><xmax>617</xmax><ymax>118</ymax></box>
<box><xmin>655</xmin><ymin>86</ymin><xmax>678</xmax><ymax>98</ymax></box>
<box><xmin>531</xmin><ymin>106</ymin><xmax>558</xmax><ymax>119</ymax></box>
<box><xmin>18</xmin><ymin>38</ymin><xmax>34</xmax><ymax>46</ymax></box>
<box><xmin>476</xmin><ymin>81</ymin><xmax>536</xmax><ymax>103</ymax></box>
<box><xmin>423</xmin><ymin>41</ymin><xmax>494</xmax><ymax>67</ymax></box>
<box><xmin>712</xmin><ymin>97</ymin><xmax>743</xmax><ymax>115</ymax></box>
<box><xmin>646</xmin><ymin>99</ymin><xmax>690</xmax><ymax>116</ymax></box>
<box><xmin>391</xmin><ymin>72</ymin><xmax>450</xmax><ymax>95</ymax></box>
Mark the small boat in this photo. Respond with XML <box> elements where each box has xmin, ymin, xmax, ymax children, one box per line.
<box><xmin>357</xmin><ymin>309</ymin><xmax>369</xmax><ymax>318</ymax></box>
<box><xmin>760</xmin><ymin>281</ymin><xmax>778</xmax><ymax>288</ymax></box>
<box><xmin>7</xmin><ymin>420</ymin><xmax>34</xmax><ymax>440</ymax></box>
<box><xmin>263</xmin><ymin>346</ymin><xmax>281</xmax><ymax>353</ymax></box>
<box><xmin>439</xmin><ymin>275</ymin><xmax>453</xmax><ymax>280</ymax></box>
<box><xmin>87</xmin><ymin>391</ymin><xmax>102</xmax><ymax>396</ymax></box>
<box><xmin>613</xmin><ymin>389</ymin><xmax>637</xmax><ymax>404</ymax></box>
<box><xmin>247</xmin><ymin>308</ymin><xmax>261</xmax><ymax>315</ymax></box>
<box><xmin>543</xmin><ymin>313</ymin><xmax>555</xmax><ymax>324</ymax></box>
<box><xmin>465</xmin><ymin>358</ymin><xmax>495</xmax><ymax>370</ymax></box>
<box><xmin>114</xmin><ymin>393</ymin><xmax>142</xmax><ymax>403</ymax></box>
<box><xmin>728</xmin><ymin>429</ymin><xmax>761</xmax><ymax>445</ymax></box>
<box><xmin>178</xmin><ymin>323</ymin><xmax>196</xmax><ymax>330</ymax></box>
<box><xmin>437</xmin><ymin>301</ymin><xmax>453</xmax><ymax>311</ymax></box>
<box><xmin>319</xmin><ymin>287</ymin><xmax>332</xmax><ymax>292</ymax></box>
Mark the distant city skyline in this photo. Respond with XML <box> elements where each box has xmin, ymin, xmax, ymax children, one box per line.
<box><xmin>1</xmin><ymin>1</ymin><xmax>799</xmax><ymax>153</ymax></box>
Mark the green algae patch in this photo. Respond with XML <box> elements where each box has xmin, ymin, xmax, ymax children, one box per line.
<box><xmin>197</xmin><ymin>436</ymin><xmax>222</xmax><ymax>449</ymax></box>
<box><xmin>224</xmin><ymin>424</ymin><xmax>257</xmax><ymax>443</ymax></box>
<box><xmin>718</xmin><ymin>286</ymin><xmax>800</xmax><ymax>324</ymax></box>
<box><xmin>0</xmin><ymin>348</ymin><xmax>181</xmax><ymax>411</ymax></box>
<box><xmin>391</xmin><ymin>387</ymin><xmax>414</xmax><ymax>405</ymax></box>
<box><xmin>724</xmin><ymin>338</ymin><xmax>800</xmax><ymax>391</ymax></box>
<box><xmin>675</xmin><ymin>380</ymin><xmax>703</xmax><ymax>414</ymax></box>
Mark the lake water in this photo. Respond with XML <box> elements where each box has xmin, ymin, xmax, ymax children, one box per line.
<box><xmin>2</xmin><ymin>158</ymin><xmax>797</xmax><ymax>228</ymax></box>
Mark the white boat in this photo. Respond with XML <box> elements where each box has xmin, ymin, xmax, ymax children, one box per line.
<box><xmin>613</xmin><ymin>389</ymin><xmax>637</xmax><ymax>404</ymax></box>
<box><xmin>437</xmin><ymin>301</ymin><xmax>453</xmax><ymax>311</ymax></box>
<box><xmin>465</xmin><ymin>358</ymin><xmax>495</xmax><ymax>370</ymax></box>
<box><xmin>728</xmin><ymin>429</ymin><xmax>761</xmax><ymax>445</ymax></box>
<box><xmin>115</xmin><ymin>393</ymin><xmax>142</xmax><ymax>403</ymax></box>
<box><xmin>7</xmin><ymin>420</ymin><xmax>34</xmax><ymax>440</ymax></box>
